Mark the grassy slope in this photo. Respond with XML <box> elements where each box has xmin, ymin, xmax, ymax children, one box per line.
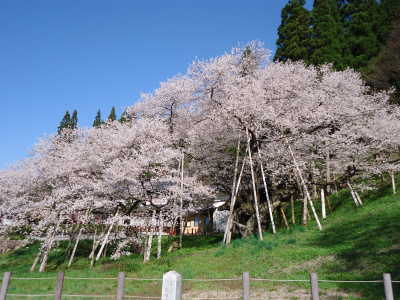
<box><xmin>1</xmin><ymin>175</ymin><xmax>400</xmax><ymax>299</ymax></box>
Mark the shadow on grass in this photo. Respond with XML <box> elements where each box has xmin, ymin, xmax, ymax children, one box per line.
<box><xmin>310</xmin><ymin>193</ymin><xmax>400</xmax><ymax>299</ymax></box>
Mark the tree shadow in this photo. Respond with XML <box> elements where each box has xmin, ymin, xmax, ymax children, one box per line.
<box><xmin>309</xmin><ymin>199</ymin><xmax>400</xmax><ymax>299</ymax></box>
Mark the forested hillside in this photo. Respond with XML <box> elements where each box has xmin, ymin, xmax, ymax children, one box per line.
<box><xmin>275</xmin><ymin>0</ymin><xmax>400</xmax><ymax>103</ymax></box>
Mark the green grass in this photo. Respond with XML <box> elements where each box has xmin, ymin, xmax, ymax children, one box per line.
<box><xmin>1</xmin><ymin>174</ymin><xmax>400</xmax><ymax>299</ymax></box>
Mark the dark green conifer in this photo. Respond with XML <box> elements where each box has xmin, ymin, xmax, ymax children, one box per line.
<box><xmin>274</xmin><ymin>0</ymin><xmax>311</xmax><ymax>63</ymax></box>
<box><xmin>93</xmin><ymin>109</ymin><xmax>105</xmax><ymax>127</ymax></box>
<box><xmin>119</xmin><ymin>110</ymin><xmax>128</xmax><ymax>123</ymax></box>
<box><xmin>309</xmin><ymin>0</ymin><xmax>344</xmax><ymax>68</ymax></box>
<box><xmin>107</xmin><ymin>106</ymin><xmax>117</xmax><ymax>123</ymax></box>
<box><xmin>69</xmin><ymin>110</ymin><xmax>78</xmax><ymax>129</ymax></box>
<box><xmin>341</xmin><ymin>0</ymin><xmax>383</xmax><ymax>69</ymax></box>
<box><xmin>58</xmin><ymin>110</ymin><xmax>71</xmax><ymax>135</ymax></box>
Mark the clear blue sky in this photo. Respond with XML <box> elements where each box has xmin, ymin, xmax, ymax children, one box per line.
<box><xmin>0</xmin><ymin>0</ymin><xmax>313</xmax><ymax>169</ymax></box>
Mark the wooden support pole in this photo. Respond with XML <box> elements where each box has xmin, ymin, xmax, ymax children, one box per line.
<box><xmin>291</xmin><ymin>195</ymin><xmax>295</xmax><ymax>224</ymax></box>
<box><xmin>224</xmin><ymin>148</ymin><xmax>247</xmax><ymax>245</ymax></box>
<box><xmin>280</xmin><ymin>206</ymin><xmax>289</xmax><ymax>229</ymax></box>
<box><xmin>54</xmin><ymin>271</ymin><xmax>65</xmax><ymax>300</ymax></box>
<box><xmin>117</xmin><ymin>272</ymin><xmax>125</xmax><ymax>300</ymax></box>
<box><xmin>321</xmin><ymin>189</ymin><xmax>326</xmax><ymax>219</ymax></box>
<box><xmin>310</xmin><ymin>273</ymin><xmax>319</xmax><ymax>300</ymax></box>
<box><xmin>223</xmin><ymin>134</ymin><xmax>242</xmax><ymax>245</ymax></box>
<box><xmin>68</xmin><ymin>223</ymin><xmax>84</xmax><ymax>268</ymax></box>
<box><xmin>258</xmin><ymin>144</ymin><xmax>276</xmax><ymax>234</ymax></box>
<box><xmin>383</xmin><ymin>273</ymin><xmax>394</xmax><ymax>300</ymax></box>
<box><xmin>0</xmin><ymin>272</ymin><xmax>11</xmax><ymax>300</ymax></box>
<box><xmin>285</xmin><ymin>138</ymin><xmax>322</xmax><ymax>231</ymax></box>
<box><xmin>325</xmin><ymin>191</ymin><xmax>332</xmax><ymax>213</ymax></box>
<box><xmin>242</xmin><ymin>272</ymin><xmax>250</xmax><ymax>300</ymax></box>
<box><xmin>246</xmin><ymin>127</ymin><xmax>263</xmax><ymax>240</ymax></box>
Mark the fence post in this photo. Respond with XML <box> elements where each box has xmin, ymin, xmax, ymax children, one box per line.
<box><xmin>243</xmin><ymin>271</ymin><xmax>250</xmax><ymax>300</ymax></box>
<box><xmin>0</xmin><ymin>272</ymin><xmax>11</xmax><ymax>300</ymax></box>
<box><xmin>161</xmin><ymin>271</ymin><xmax>182</xmax><ymax>300</ymax></box>
<box><xmin>117</xmin><ymin>271</ymin><xmax>125</xmax><ymax>300</ymax></box>
<box><xmin>310</xmin><ymin>273</ymin><xmax>319</xmax><ymax>300</ymax></box>
<box><xmin>54</xmin><ymin>271</ymin><xmax>65</xmax><ymax>300</ymax></box>
<box><xmin>383</xmin><ymin>273</ymin><xmax>394</xmax><ymax>300</ymax></box>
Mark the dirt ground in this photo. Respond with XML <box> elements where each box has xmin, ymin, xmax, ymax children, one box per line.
<box><xmin>183</xmin><ymin>286</ymin><xmax>355</xmax><ymax>299</ymax></box>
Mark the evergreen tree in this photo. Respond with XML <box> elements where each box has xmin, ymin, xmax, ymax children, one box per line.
<box><xmin>309</xmin><ymin>0</ymin><xmax>345</xmax><ymax>68</ymax></box>
<box><xmin>341</xmin><ymin>0</ymin><xmax>383</xmax><ymax>69</ymax></box>
<box><xmin>274</xmin><ymin>0</ymin><xmax>311</xmax><ymax>62</ymax></box>
<box><xmin>119</xmin><ymin>110</ymin><xmax>128</xmax><ymax>123</ymax></box>
<box><xmin>58</xmin><ymin>110</ymin><xmax>71</xmax><ymax>135</ymax></box>
<box><xmin>107</xmin><ymin>106</ymin><xmax>117</xmax><ymax>123</ymax></box>
<box><xmin>69</xmin><ymin>110</ymin><xmax>78</xmax><ymax>130</ymax></box>
<box><xmin>93</xmin><ymin>109</ymin><xmax>105</xmax><ymax>127</ymax></box>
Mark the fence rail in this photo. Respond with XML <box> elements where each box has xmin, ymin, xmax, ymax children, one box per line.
<box><xmin>0</xmin><ymin>271</ymin><xmax>396</xmax><ymax>300</ymax></box>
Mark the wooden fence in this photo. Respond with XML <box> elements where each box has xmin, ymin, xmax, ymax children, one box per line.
<box><xmin>0</xmin><ymin>271</ymin><xmax>396</xmax><ymax>300</ymax></box>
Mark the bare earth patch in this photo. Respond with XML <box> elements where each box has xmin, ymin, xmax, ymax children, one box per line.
<box><xmin>183</xmin><ymin>286</ymin><xmax>354</xmax><ymax>299</ymax></box>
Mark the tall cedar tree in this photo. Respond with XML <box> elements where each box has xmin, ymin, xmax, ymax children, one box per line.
<box><xmin>274</xmin><ymin>0</ymin><xmax>310</xmax><ymax>63</ymax></box>
<box><xmin>309</xmin><ymin>0</ymin><xmax>345</xmax><ymax>68</ymax></box>
<box><xmin>108</xmin><ymin>106</ymin><xmax>117</xmax><ymax>122</ymax></box>
<box><xmin>93</xmin><ymin>109</ymin><xmax>105</xmax><ymax>127</ymax></box>
<box><xmin>57</xmin><ymin>110</ymin><xmax>71</xmax><ymax>134</ymax></box>
<box><xmin>69</xmin><ymin>110</ymin><xmax>78</xmax><ymax>129</ymax></box>
<box><xmin>340</xmin><ymin>0</ymin><xmax>383</xmax><ymax>69</ymax></box>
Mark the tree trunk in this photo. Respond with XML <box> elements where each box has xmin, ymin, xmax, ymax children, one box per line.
<box><xmin>277</xmin><ymin>206</ymin><xmax>282</xmax><ymax>228</ymax></box>
<box><xmin>311</xmin><ymin>161</ymin><xmax>317</xmax><ymax>203</ymax></box>
<box><xmin>299</xmin><ymin>201</ymin><xmax>304</xmax><ymax>226</ymax></box>
<box><xmin>235</xmin><ymin>200</ymin><xmax>280</xmax><ymax>238</ymax></box>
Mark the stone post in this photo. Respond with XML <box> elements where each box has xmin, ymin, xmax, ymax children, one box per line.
<box><xmin>383</xmin><ymin>273</ymin><xmax>394</xmax><ymax>300</ymax></box>
<box><xmin>242</xmin><ymin>271</ymin><xmax>250</xmax><ymax>300</ymax></box>
<box><xmin>310</xmin><ymin>273</ymin><xmax>319</xmax><ymax>300</ymax></box>
<box><xmin>161</xmin><ymin>271</ymin><xmax>182</xmax><ymax>300</ymax></box>
<box><xmin>0</xmin><ymin>272</ymin><xmax>11</xmax><ymax>300</ymax></box>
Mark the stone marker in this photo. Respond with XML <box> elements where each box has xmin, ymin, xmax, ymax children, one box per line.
<box><xmin>162</xmin><ymin>271</ymin><xmax>182</xmax><ymax>300</ymax></box>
